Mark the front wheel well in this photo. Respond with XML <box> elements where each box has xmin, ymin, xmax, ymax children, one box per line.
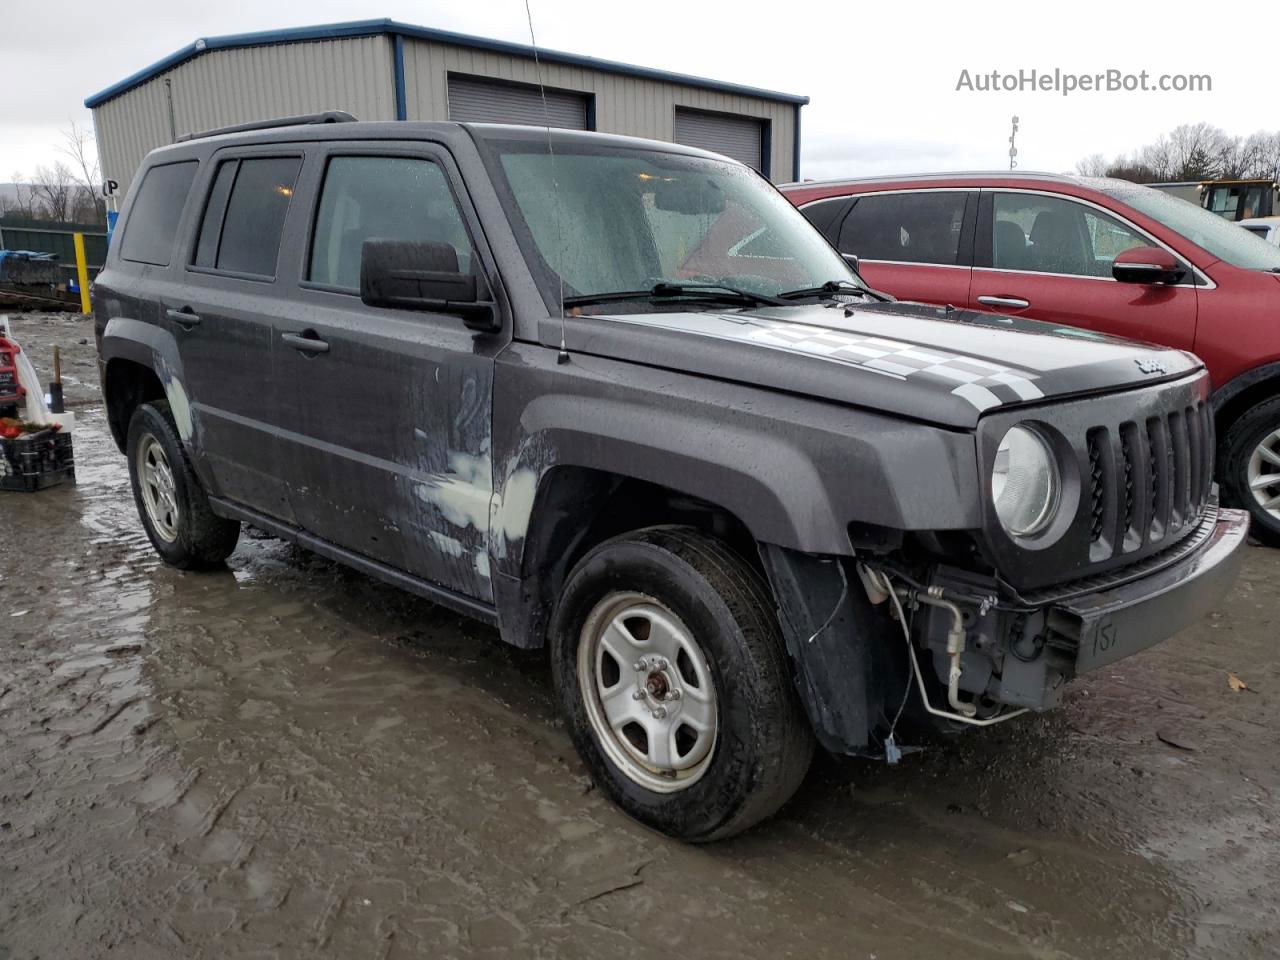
<box><xmin>104</xmin><ymin>359</ymin><xmax>165</xmax><ymax>452</ymax></box>
<box><xmin>513</xmin><ymin>467</ymin><xmax>763</xmax><ymax>649</ymax></box>
<box><xmin>1214</xmin><ymin>369</ymin><xmax>1280</xmax><ymax>454</ymax></box>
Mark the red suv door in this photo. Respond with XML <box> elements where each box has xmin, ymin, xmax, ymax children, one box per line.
<box><xmin>969</xmin><ymin>190</ymin><xmax>1199</xmax><ymax>351</ymax></box>
<box><xmin>817</xmin><ymin>189</ymin><xmax>977</xmax><ymax>307</ymax></box>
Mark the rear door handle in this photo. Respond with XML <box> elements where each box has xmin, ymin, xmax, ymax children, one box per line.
<box><xmin>977</xmin><ymin>295</ymin><xmax>1031</xmax><ymax>310</ymax></box>
<box><xmin>282</xmin><ymin>331</ymin><xmax>330</xmax><ymax>355</ymax></box>
<box><xmin>165</xmin><ymin>308</ymin><xmax>201</xmax><ymax>328</ymax></box>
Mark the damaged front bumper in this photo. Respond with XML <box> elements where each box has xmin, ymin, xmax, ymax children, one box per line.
<box><xmin>920</xmin><ymin>504</ymin><xmax>1250</xmax><ymax>713</ymax></box>
<box><xmin>1048</xmin><ymin>505</ymin><xmax>1249</xmax><ymax>675</ymax></box>
<box><xmin>761</xmin><ymin>505</ymin><xmax>1248</xmax><ymax>757</ymax></box>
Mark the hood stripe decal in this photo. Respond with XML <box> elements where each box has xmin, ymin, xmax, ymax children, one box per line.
<box><xmin>601</xmin><ymin>313</ymin><xmax>1044</xmax><ymax>412</ymax></box>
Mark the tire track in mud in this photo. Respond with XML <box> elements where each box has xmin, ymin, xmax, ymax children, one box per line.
<box><xmin>1</xmin><ymin>410</ymin><xmax>1277</xmax><ymax>959</ymax></box>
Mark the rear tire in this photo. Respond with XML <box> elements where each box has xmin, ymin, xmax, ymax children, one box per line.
<box><xmin>1220</xmin><ymin>396</ymin><xmax>1280</xmax><ymax>547</ymax></box>
<box><xmin>550</xmin><ymin>526</ymin><xmax>814</xmax><ymax>842</ymax></box>
<box><xmin>126</xmin><ymin>400</ymin><xmax>240</xmax><ymax>569</ymax></box>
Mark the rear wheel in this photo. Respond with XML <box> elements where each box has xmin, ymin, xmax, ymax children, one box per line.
<box><xmin>550</xmin><ymin>526</ymin><xmax>814</xmax><ymax>842</ymax></box>
<box><xmin>1221</xmin><ymin>396</ymin><xmax>1280</xmax><ymax>547</ymax></box>
<box><xmin>127</xmin><ymin>400</ymin><xmax>240</xmax><ymax>568</ymax></box>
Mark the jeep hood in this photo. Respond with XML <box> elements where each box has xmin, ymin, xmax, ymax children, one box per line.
<box><xmin>543</xmin><ymin>300</ymin><xmax>1202</xmax><ymax>429</ymax></box>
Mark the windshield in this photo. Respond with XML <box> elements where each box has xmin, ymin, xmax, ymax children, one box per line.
<box><xmin>485</xmin><ymin>140</ymin><xmax>856</xmax><ymax>310</ymax></box>
<box><xmin>1097</xmin><ymin>181</ymin><xmax>1280</xmax><ymax>272</ymax></box>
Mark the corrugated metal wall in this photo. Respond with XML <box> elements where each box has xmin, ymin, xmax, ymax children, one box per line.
<box><xmin>93</xmin><ymin>37</ymin><xmax>397</xmax><ymax>196</ymax></box>
<box><xmin>400</xmin><ymin>38</ymin><xmax>796</xmax><ymax>181</ymax></box>
<box><xmin>92</xmin><ymin>33</ymin><xmax>798</xmax><ymax>194</ymax></box>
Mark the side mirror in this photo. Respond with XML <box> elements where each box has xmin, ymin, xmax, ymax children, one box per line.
<box><xmin>842</xmin><ymin>252</ymin><xmax>860</xmax><ymax>273</ymax></box>
<box><xmin>1112</xmin><ymin>246</ymin><xmax>1185</xmax><ymax>285</ymax></box>
<box><xmin>360</xmin><ymin>238</ymin><xmax>498</xmax><ymax>331</ymax></box>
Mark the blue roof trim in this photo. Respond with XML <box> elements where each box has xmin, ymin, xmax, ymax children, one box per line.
<box><xmin>85</xmin><ymin>18</ymin><xmax>810</xmax><ymax>109</ymax></box>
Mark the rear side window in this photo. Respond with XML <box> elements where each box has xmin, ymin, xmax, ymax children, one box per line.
<box><xmin>838</xmin><ymin>192</ymin><xmax>967</xmax><ymax>266</ymax></box>
<box><xmin>307</xmin><ymin>156</ymin><xmax>473</xmax><ymax>290</ymax></box>
<box><xmin>193</xmin><ymin>156</ymin><xmax>302</xmax><ymax>277</ymax></box>
<box><xmin>119</xmin><ymin>161</ymin><xmax>198</xmax><ymax>266</ymax></box>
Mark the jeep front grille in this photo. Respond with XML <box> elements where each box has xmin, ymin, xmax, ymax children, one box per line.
<box><xmin>1086</xmin><ymin>402</ymin><xmax>1213</xmax><ymax>560</ymax></box>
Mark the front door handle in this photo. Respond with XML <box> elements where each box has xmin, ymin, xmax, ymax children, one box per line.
<box><xmin>282</xmin><ymin>331</ymin><xmax>330</xmax><ymax>355</ymax></box>
<box><xmin>165</xmin><ymin>308</ymin><xmax>201</xmax><ymax>328</ymax></box>
<box><xmin>977</xmin><ymin>295</ymin><xmax>1031</xmax><ymax>310</ymax></box>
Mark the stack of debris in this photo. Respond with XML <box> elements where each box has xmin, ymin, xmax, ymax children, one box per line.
<box><xmin>0</xmin><ymin>250</ymin><xmax>61</xmax><ymax>285</ymax></box>
<box><xmin>0</xmin><ymin>315</ymin><xmax>75</xmax><ymax>492</ymax></box>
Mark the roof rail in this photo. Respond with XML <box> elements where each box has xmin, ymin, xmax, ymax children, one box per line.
<box><xmin>175</xmin><ymin>110</ymin><xmax>357</xmax><ymax>143</ymax></box>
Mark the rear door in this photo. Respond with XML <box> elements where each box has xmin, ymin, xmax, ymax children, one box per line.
<box><xmin>830</xmin><ymin>190</ymin><xmax>976</xmax><ymax>306</ymax></box>
<box><xmin>172</xmin><ymin>149</ymin><xmax>305</xmax><ymax>521</ymax></box>
<box><xmin>970</xmin><ymin>190</ymin><xmax>1198</xmax><ymax>350</ymax></box>
<box><xmin>273</xmin><ymin>141</ymin><xmax>507</xmax><ymax>601</ymax></box>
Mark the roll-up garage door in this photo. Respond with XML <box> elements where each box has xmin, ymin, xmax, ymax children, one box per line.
<box><xmin>674</xmin><ymin>108</ymin><xmax>764</xmax><ymax>171</ymax></box>
<box><xmin>447</xmin><ymin>74</ymin><xmax>589</xmax><ymax>129</ymax></box>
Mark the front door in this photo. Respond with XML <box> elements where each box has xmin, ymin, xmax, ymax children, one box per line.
<box><xmin>273</xmin><ymin>144</ymin><xmax>506</xmax><ymax>602</ymax></box>
<box><xmin>969</xmin><ymin>191</ymin><xmax>1198</xmax><ymax>351</ymax></box>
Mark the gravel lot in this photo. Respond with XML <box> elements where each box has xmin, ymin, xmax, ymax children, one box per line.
<box><xmin>1</xmin><ymin>312</ymin><xmax>1277</xmax><ymax>959</ymax></box>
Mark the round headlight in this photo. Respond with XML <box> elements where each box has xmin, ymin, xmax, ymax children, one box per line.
<box><xmin>991</xmin><ymin>425</ymin><xmax>1060</xmax><ymax>538</ymax></box>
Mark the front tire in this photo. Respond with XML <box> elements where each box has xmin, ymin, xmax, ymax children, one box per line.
<box><xmin>1220</xmin><ymin>396</ymin><xmax>1280</xmax><ymax>547</ymax></box>
<box><xmin>126</xmin><ymin>400</ymin><xmax>240</xmax><ymax>569</ymax></box>
<box><xmin>550</xmin><ymin>527</ymin><xmax>814</xmax><ymax>842</ymax></box>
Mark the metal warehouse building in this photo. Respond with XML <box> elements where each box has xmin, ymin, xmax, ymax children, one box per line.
<box><xmin>85</xmin><ymin>19</ymin><xmax>808</xmax><ymax>196</ymax></box>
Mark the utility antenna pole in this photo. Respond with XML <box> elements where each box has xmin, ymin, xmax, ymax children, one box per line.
<box><xmin>1008</xmin><ymin>115</ymin><xmax>1020</xmax><ymax>170</ymax></box>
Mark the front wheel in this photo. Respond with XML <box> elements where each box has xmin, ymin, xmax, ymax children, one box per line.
<box><xmin>1220</xmin><ymin>396</ymin><xmax>1280</xmax><ymax>547</ymax></box>
<box><xmin>550</xmin><ymin>527</ymin><xmax>814</xmax><ymax>842</ymax></box>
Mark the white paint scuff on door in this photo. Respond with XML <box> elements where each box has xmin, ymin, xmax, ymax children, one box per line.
<box><xmin>164</xmin><ymin>379</ymin><xmax>195</xmax><ymax>442</ymax></box>
<box><xmin>413</xmin><ymin>447</ymin><xmax>493</xmax><ymax>531</ymax></box>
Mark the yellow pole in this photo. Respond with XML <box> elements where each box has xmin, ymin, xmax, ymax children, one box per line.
<box><xmin>72</xmin><ymin>232</ymin><xmax>92</xmax><ymax>315</ymax></box>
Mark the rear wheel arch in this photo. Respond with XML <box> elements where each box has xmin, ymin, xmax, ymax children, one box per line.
<box><xmin>104</xmin><ymin>358</ymin><xmax>165</xmax><ymax>452</ymax></box>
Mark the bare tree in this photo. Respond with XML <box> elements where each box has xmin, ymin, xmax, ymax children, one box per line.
<box><xmin>57</xmin><ymin>121</ymin><xmax>105</xmax><ymax>223</ymax></box>
<box><xmin>1079</xmin><ymin>124</ymin><xmax>1280</xmax><ymax>184</ymax></box>
<box><xmin>1</xmin><ymin>172</ymin><xmax>39</xmax><ymax>219</ymax></box>
<box><xmin>1243</xmin><ymin>131</ymin><xmax>1280</xmax><ymax>180</ymax></box>
<box><xmin>30</xmin><ymin>162</ymin><xmax>76</xmax><ymax>221</ymax></box>
<box><xmin>1075</xmin><ymin>153</ymin><xmax>1110</xmax><ymax>178</ymax></box>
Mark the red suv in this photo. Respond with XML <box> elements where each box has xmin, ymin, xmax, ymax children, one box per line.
<box><xmin>783</xmin><ymin>172</ymin><xmax>1280</xmax><ymax>545</ymax></box>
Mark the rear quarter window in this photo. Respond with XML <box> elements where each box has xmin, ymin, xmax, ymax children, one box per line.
<box><xmin>797</xmin><ymin>196</ymin><xmax>853</xmax><ymax>240</ymax></box>
<box><xmin>119</xmin><ymin>161</ymin><xmax>199</xmax><ymax>266</ymax></box>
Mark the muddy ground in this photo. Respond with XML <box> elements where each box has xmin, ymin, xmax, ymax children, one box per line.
<box><xmin>1</xmin><ymin>312</ymin><xmax>1278</xmax><ymax>959</ymax></box>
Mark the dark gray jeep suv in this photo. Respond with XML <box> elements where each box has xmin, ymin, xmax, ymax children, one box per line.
<box><xmin>95</xmin><ymin>116</ymin><xmax>1248</xmax><ymax>841</ymax></box>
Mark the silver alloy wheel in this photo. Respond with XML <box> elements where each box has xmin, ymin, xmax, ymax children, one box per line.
<box><xmin>1248</xmin><ymin>428</ymin><xmax>1280</xmax><ymax>521</ymax></box>
<box><xmin>137</xmin><ymin>434</ymin><xmax>180</xmax><ymax>543</ymax></box>
<box><xmin>578</xmin><ymin>592</ymin><xmax>718</xmax><ymax>793</ymax></box>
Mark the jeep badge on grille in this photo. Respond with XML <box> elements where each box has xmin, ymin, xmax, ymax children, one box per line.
<box><xmin>1136</xmin><ymin>358</ymin><xmax>1169</xmax><ymax>375</ymax></box>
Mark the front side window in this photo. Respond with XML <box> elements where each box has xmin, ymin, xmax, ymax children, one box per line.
<box><xmin>308</xmin><ymin>156</ymin><xmax>473</xmax><ymax>290</ymax></box>
<box><xmin>192</xmin><ymin>156</ymin><xmax>301</xmax><ymax>277</ymax></box>
<box><xmin>120</xmin><ymin>161</ymin><xmax>198</xmax><ymax>266</ymax></box>
<box><xmin>992</xmin><ymin>193</ymin><xmax>1147</xmax><ymax>278</ymax></box>
<box><xmin>1096</xmin><ymin>181</ymin><xmax>1280</xmax><ymax>272</ymax></box>
<box><xmin>485</xmin><ymin>141</ymin><xmax>853</xmax><ymax>308</ymax></box>
<box><xmin>837</xmin><ymin>192</ymin><xmax>967</xmax><ymax>266</ymax></box>
<box><xmin>1204</xmin><ymin>183</ymin><xmax>1269</xmax><ymax>221</ymax></box>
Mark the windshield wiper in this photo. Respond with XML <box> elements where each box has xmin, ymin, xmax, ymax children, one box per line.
<box><xmin>777</xmin><ymin>279</ymin><xmax>894</xmax><ymax>303</ymax></box>
<box><xmin>563</xmin><ymin>282</ymin><xmax>785</xmax><ymax>309</ymax></box>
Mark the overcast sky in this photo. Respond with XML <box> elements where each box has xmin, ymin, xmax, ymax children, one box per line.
<box><xmin>1</xmin><ymin>0</ymin><xmax>1269</xmax><ymax>183</ymax></box>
